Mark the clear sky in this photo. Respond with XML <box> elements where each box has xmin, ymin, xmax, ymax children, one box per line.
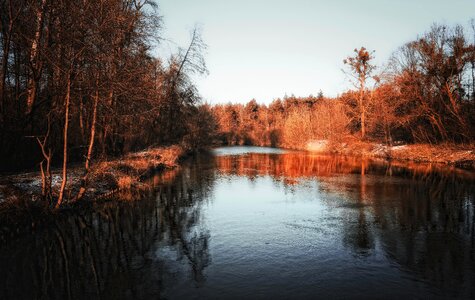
<box><xmin>156</xmin><ymin>0</ymin><xmax>475</xmax><ymax>104</ymax></box>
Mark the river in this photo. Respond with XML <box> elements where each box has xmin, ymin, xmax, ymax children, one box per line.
<box><xmin>1</xmin><ymin>146</ymin><xmax>474</xmax><ymax>299</ymax></box>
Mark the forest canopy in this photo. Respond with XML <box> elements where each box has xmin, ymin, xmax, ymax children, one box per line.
<box><xmin>1</xmin><ymin>1</ymin><xmax>474</xmax><ymax>207</ymax></box>
<box><xmin>211</xmin><ymin>23</ymin><xmax>475</xmax><ymax>148</ymax></box>
<box><xmin>0</xmin><ymin>0</ymin><xmax>214</xmax><ymax>172</ymax></box>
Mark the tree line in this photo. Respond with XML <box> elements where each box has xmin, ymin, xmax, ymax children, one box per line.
<box><xmin>1</xmin><ymin>0</ymin><xmax>217</xmax><ymax>205</ymax></box>
<box><xmin>212</xmin><ymin>23</ymin><xmax>475</xmax><ymax>148</ymax></box>
<box><xmin>2</xmin><ymin>5</ymin><xmax>475</xmax><ymax>207</ymax></box>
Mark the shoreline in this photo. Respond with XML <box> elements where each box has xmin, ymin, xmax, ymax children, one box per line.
<box><xmin>0</xmin><ymin>145</ymin><xmax>191</xmax><ymax>243</ymax></box>
<box><xmin>306</xmin><ymin>140</ymin><xmax>475</xmax><ymax>170</ymax></box>
<box><xmin>0</xmin><ymin>145</ymin><xmax>188</xmax><ymax>208</ymax></box>
<box><xmin>1</xmin><ymin>142</ymin><xmax>474</xmax><ymax>208</ymax></box>
<box><xmin>0</xmin><ymin>143</ymin><xmax>473</xmax><ymax>241</ymax></box>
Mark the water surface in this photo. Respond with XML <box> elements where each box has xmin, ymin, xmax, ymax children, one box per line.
<box><xmin>1</xmin><ymin>147</ymin><xmax>474</xmax><ymax>299</ymax></box>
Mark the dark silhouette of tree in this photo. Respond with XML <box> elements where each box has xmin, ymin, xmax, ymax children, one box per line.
<box><xmin>0</xmin><ymin>1</ymin><xmax>215</xmax><ymax>207</ymax></box>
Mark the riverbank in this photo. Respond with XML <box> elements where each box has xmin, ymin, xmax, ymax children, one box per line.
<box><xmin>0</xmin><ymin>145</ymin><xmax>186</xmax><ymax>208</ymax></box>
<box><xmin>307</xmin><ymin>139</ymin><xmax>475</xmax><ymax>170</ymax></box>
<box><xmin>2</xmin><ymin>141</ymin><xmax>473</xmax><ymax>208</ymax></box>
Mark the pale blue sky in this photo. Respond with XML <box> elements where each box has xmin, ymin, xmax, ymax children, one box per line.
<box><xmin>156</xmin><ymin>0</ymin><xmax>475</xmax><ymax>104</ymax></box>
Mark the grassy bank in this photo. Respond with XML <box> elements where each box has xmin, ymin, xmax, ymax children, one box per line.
<box><xmin>307</xmin><ymin>138</ymin><xmax>475</xmax><ymax>170</ymax></box>
<box><xmin>0</xmin><ymin>145</ymin><xmax>188</xmax><ymax>244</ymax></box>
<box><xmin>86</xmin><ymin>145</ymin><xmax>186</xmax><ymax>200</ymax></box>
<box><xmin>0</xmin><ymin>145</ymin><xmax>187</xmax><ymax>208</ymax></box>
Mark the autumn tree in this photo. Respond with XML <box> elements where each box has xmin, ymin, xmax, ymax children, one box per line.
<box><xmin>343</xmin><ymin>47</ymin><xmax>376</xmax><ymax>139</ymax></box>
<box><xmin>388</xmin><ymin>24</ymin><xmax>475</xmax><ymax>143</ymax></box>
<box><xmin>0</xmin><ymin>0</ymin><xmax>216</xmax><ymax>208</ymax></box>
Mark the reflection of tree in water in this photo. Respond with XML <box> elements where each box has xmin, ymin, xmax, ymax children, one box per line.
<box><xmin>0</xmin><ymin>157</ymin><xmax>215</xmax><ymax>300</ymax></box>
<box><xmin>216</xmin><ymin>152</ymin><xmax>475</xmax><ymax>295</ymax></box>
<box><xmin>342</xmin><ymin>164</ymin><xmax>376</xmax><ymax>257</ymax></box>
<box><xmin>215</xmin><ymin>152</ymin><xmax>475</xmax><ymax>182</ymax></box>
<box><xmin>1</xmin><ymin>152</ymin><xmax>474</xmax><ymax>298</ymax></box>
<box><xmin>328</xmin><ymin>166</ymin><xmax>475</xmax><ymax>297</ymax></box>
<box><xmin>155</xmin><ymin>156</ymin><xmax>213</xmax><ymax>285</ymax></box>
<box><xmin>375</xmin><ymin>175</ymin><xmax>474</xmax><ymax>296</ymax></box>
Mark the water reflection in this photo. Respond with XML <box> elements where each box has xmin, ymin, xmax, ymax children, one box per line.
<box><xmin>1</xmin><ymin>149</ymin><xmax>474</xmax><ymax>299</ymax></box>
<box><xmin>212</xmin><ymin>152</ymin><xmax>475</xmax><ymax>298</ymax></box>
<box><xmin>215</xmin><ymin>151</ymin><xmax>475</xmax><ymax>181</ymax></box>
<box><xmin>0</xmin><ymin>158</ymin><xmax>215</xmax><ymax>300</ymax></box>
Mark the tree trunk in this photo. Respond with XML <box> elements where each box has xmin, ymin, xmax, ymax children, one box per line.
<box><xmin>39</xmin><ymin>148</ymin><xmax>52</xmax><ymax>199</ymax></box>
<box><xmin>26</xmin><ymin>0</ymin><xmax>47</xmax><ymax>115</ymax></box>
<box><xmin>79</xmin><ymin>97</ymin><xmax>85</xmax><ymax>140</ymax></box>
<box><xmin>0</xmin><ymin>18</ymin><xmax>14</xmax><ymax>121</ymax></box>
<box><xmin>57</xmin><ymin>71</ymin><xmax>71</xmax><ymax>208</ymax></box>
<box><xmin>359</xmin><ymin>78</ymin><xmax>366</xmax><ymax>139</ymax></box>
<box><xmin>75</xmin><ymin>84</ymin><xmax>99</xmax><ymax>201</ymax></box>
<box><xmin>471</xmin><ymin>61</ymin><xmax>475</xmax><ymax>101</ymax></box>
<box><xmin>37</xmin><ymin>114</ymin><xmax>52</xmax><ymax>200</ymax></box>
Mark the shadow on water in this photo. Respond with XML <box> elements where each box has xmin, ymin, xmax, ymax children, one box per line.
<box><xmin>0</xmin><ymin>156</ymin><xmax>215</xmax><ymax>300</ymax></box>
<box><xmin>213</xmin><ymin>152</ymin><xmax>475</xmax><ymax>298</ymax></box>
<box><xmin>1</xmin><ymin>149</ymin><xmax>474</xmax><ymax>299</ymax></box>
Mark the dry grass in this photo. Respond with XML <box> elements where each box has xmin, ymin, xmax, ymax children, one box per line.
<box><xmin>88</xmin><ymin>145</ymin><xmax>185</xmax><ymax>200</ymax></box>
<box><xmin>0</xmin><ymin>145</ymin><xmax>186</xmax><ymax>206</ymax></box>
<box><xmin>117</xmin><ymin>175</ymin><xmax>134</xmax><ymax>190</ymax></box>
<box><xmin>388</xmin><ymin>143</ymin><xmax>475</xmax><ymax>168</ymax></box>
<box><xmin>322</xmin><ymin>136</ymin><xmax>375</xmax><ymax>156</ymax></box>
<box><xmin>315</xmin><ymin>139</ymin><xmax>475</xmax><ymax>169</ymax></box>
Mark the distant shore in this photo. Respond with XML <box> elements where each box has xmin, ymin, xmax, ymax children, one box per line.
<box><xmin>307</xmin><ymin>139</ymin><xmax>475</xmax><ymax>170</ymax></box>
<box><xmin>2</xmin><ymin>142</ymin><xmax>474</xmax><ymax>209</ymax></box>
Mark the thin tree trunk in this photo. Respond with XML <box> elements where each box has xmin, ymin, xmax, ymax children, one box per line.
<box><xmin>26</xmin><ymin>0</ymin><xmax>47</xmax><ymax>115</ymax></box>
<box><xmin>471</xmin><ymin>61</ymin><xmax>475</xmax><ymax>101</ymax></box>
<box><xmin>359</xmin><ymin>78</ymin><xmax>366</xmax><ymax>139</ymax></box>
<box><xmin>37</xmin><ymin>115</ymin><xmax>52</xmax><ymax>199</ymax></box>
<box><xmin>40</xmin><ymin>161</ymin><xmax>46</xmax><ymax>196</ymax></box>
<box><xmin>79</xmin><ymin>97</ymin><xmax>84</xmax><ymax>140</ymax></box>
<box><xmin>0</xmin><ymin>20</ymin><xmax>13</xmax><ymax>120</ymax></box>
<box><xmin>39</xmin><ymin>148</ymin><xmax>52</xmax><ymax>201</ymax></box>
<box><xmin>57</xmin><ymin>71</ymin><xmax>71</xmax><ymax>208</ymax></box>
<box><xmin>75</xmin><ymin>84</ymin><xmax>99</xmax><ymax>201</ymax></box>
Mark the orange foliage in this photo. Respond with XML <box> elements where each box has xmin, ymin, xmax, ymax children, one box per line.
<box><xmin>214</xmin><ymin>151</ymin><xmax>475</xmax><ymax>183</ymax></box>
<box><xmin>211</xmin><ymin>96</ymin><xmax>349</xmax><ymax>149</ymax></box>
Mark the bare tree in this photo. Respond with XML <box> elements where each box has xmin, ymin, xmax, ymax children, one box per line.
<box><xmin>344</xmin><ymin>47</ymin><xmax>376</xmax><ymax>139</ymax></box>
<box><xmin>36</xmin><ymin>114</ymin><xmax>52</xmax><ymax>200</ymax></box>
<box><xmin>25</xmin><ymin>0</ymin><xmax>47</xmax><ymax>115</ymax></box>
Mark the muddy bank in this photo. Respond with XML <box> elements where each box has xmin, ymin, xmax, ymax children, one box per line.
<box><xmin>307</xmin><ymin>139</ymin><xmax>475</xmax><ymax>170</ymax></box>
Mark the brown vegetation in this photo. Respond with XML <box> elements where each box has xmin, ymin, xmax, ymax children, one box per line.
<box><xmin>211</xmin><ymin>23</ymin><xmax>475</xmax><ymax>167</ymax></box>
<box><xmin>2</xmin><ymin>6</ymin><xmax>475</xmax><ymax>210</ymax></box>
<box><xmin>91</xmin><ymin>145</ymin><xmax>184</xmax><ymax>192</ymax></box>
<box><xmin>212</xmin><ymin>96</ymin><xmax>350</xmax><ymax>148</ymax></box>
<box><xmin>0</xmin><ymin>1</ymin><xmax>216</xmax><ymax>208</ymax></box>
<box><xmin>215</xmin><ymin>151</ymin><xmax>475</xmax><ymax>182</ymax></box>
<box><xmin>0</xmin><ymin>145</ymin><xmax>185</xmax><ymax>208</ymax></box>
